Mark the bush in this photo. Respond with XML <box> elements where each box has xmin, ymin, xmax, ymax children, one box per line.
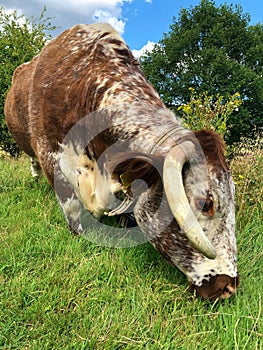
<box><xmin>178</xmin><ymin>88</ymin><xmax>242</xmax><ymax>141</ymax></box>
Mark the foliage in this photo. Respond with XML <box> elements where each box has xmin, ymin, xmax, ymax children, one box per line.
<box><xmin>141</xmin><ymin>0</ymin><xmax>263</xmax><ymax>144</ymax></box>
<box><xmin>0</xmin><ymin>154</ymin><xmax>262</xmax><ymax>349</ymax></box>
<box><xmin>230</xmin><ymin>131</ymin><xmax>263</xmax><ymax>221</ymax></box>
<box><xmin>0</xmin><ymin>7</ymin><xmax>56</xmax><ymax>157</ymax></box>
<box><xmin>178</xmin><ymin>88</ymin><xmax>242</xmax><ymax>140</ymax></box>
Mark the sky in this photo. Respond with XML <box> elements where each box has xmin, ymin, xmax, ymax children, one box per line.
<box><xmin>1</xmin><ymin>0</ymin><xmax>262</xmax><ymax>57</ymax></box>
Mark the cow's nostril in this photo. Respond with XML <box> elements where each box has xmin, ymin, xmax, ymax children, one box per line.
<box><xmin>224</xmin><ymin>283</ymin><xmax>235</xmax><ymax>294</ymax></box>
<box><xmin>220</xmin><ymin>283</ymin><xmax>236</xmax><ymax>299</ymax></box>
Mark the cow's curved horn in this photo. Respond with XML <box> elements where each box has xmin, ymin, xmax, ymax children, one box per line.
<box><xmin>163</xmin><ymin>141</ymin><xmax>217</xmax><ymax>259</ymax></box>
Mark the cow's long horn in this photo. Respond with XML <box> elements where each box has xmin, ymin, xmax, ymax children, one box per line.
<box><xmin>163</xmin><ymin>141</ymin><xmax>217</xmax><ymax>259</ymax></box>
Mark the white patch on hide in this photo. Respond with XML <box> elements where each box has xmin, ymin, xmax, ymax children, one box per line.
<box><xmin>77</xmin><ymin>154</ymin><xmax>123</xmax><ymax>218</ymax></box>
<box><xmin>58</xmin><ymin>141</ymin><xmax>83</xmax><ymax>189</ymax></box>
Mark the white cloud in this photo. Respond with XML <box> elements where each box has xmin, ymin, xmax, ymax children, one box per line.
<box><xmin>92</xmin><ymin>9</ymin><xmax>125</xmax><ymax>34</ymax></box>
<box><xmin>0</xmin><ymin>7</ymin><xmax>26</xmax><ymax>27</ymax></box>
<box><xmin>132</xmin><ymin>41</ymin><xmax>155</xmax><ymax>58</ymax></box>
<box><xmin>0</xmin><ymin>0</ymin><xmax>132</xmax><ymax>35</ymax></box>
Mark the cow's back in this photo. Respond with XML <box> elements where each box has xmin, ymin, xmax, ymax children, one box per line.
<box><xmin>25</xmin><ymin>22</ymin><xmax>143</xmax><ymax>146</ymax></box>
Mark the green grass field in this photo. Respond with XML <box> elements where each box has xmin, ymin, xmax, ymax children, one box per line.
<box><xmin>0</xmin><ymin>150</ymin><xmax>262</xmax><ymax>350</ymax></box>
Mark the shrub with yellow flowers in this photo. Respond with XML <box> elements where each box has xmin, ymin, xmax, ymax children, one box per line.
<box><xmin>178</xmin><ymin>88</ymin><xmax>242</xmax><ymax>140</ymax></box>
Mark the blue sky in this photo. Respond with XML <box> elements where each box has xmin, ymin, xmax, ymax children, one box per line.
<box><xmin>123</xmin><ymin>0</ymin><xmax>263</xmax><ymax>51</ymax></box>
<box><xmin>1</xmin><ymin>0</ymin><xmax>262</xmax><ymax>56</ymax></box>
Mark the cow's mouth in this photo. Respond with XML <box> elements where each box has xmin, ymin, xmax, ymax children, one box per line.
<box><xmin>190</xmin><ymin>274</ymin><xmax>240</xmax><ymax>300</ymax></box>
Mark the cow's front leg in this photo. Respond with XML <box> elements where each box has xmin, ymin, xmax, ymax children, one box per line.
<box><xmin>54</xmin><ymin>171</ymin><xmax>84</xmax><ymax>235</ymax></box>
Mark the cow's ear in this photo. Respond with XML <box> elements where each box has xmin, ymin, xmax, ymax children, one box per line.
<box><xmin>109</xmin><ymin>152</ymin><xmax>163</xmax><ymax>192</ymax></box>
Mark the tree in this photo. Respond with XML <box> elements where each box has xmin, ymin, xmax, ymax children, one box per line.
<box><xmin>141</xmin><ymin>0</ymin><xmax>263</xmax><ymax>144</ymax></box>
<box><xmin>0</xmin><ymin>7</ymin><xmax>56</xmax><ymax>157</ymax></box>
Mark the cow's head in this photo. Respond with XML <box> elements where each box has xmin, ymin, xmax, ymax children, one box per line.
<box><xmin>74</xmin><ymin>128</ymin><xmax>238</xmax><ymax>300</ymax></box>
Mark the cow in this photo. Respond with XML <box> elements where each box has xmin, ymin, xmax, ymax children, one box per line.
<box><xmin>4</xmin><ymin>23</ymin><xmax>239</xmax><ymax>300</ymax></box>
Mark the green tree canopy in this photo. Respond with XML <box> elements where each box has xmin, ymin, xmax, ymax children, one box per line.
<box><xmin>0</xmin><ymin>7</ymin><xmax>56</xmax><ymax>157</ymax></box>
<box><xmin>141</xmin><ymin>0</ymin><xmax>263</xmax><ymax>143</ymax></box>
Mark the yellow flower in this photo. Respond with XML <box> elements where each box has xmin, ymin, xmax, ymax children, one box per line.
<box><xmin>178</xmin><ymin>104</ymin><xmax>192</xmax><ymax>114</ymax></box>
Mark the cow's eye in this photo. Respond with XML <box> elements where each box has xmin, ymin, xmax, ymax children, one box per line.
<box><xmin>196</xmin><ymin>198</ymin><xmax>206</xmax><ymax>210</ymax></box>
<box><xmin>195</xmin><ymin>197</ymin><xmax>214</xmax><ymax>216</ymax></box>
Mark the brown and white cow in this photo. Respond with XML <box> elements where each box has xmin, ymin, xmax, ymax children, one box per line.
<box><xmin>4</xmin><ymin>23</ymin><xmax>239</xmax><ymax>300</ymax></box>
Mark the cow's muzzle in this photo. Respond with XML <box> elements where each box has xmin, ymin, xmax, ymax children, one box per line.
<box><xmin>191</xmin><ymin>274</ymin><xmax>240</xmax><ymax>300</ymax></box>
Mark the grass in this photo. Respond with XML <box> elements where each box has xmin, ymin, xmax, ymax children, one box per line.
<box><xmin>0</xmin><ymin>144</ymin><xmax>262</xmax><ymax>350</ymax></box>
